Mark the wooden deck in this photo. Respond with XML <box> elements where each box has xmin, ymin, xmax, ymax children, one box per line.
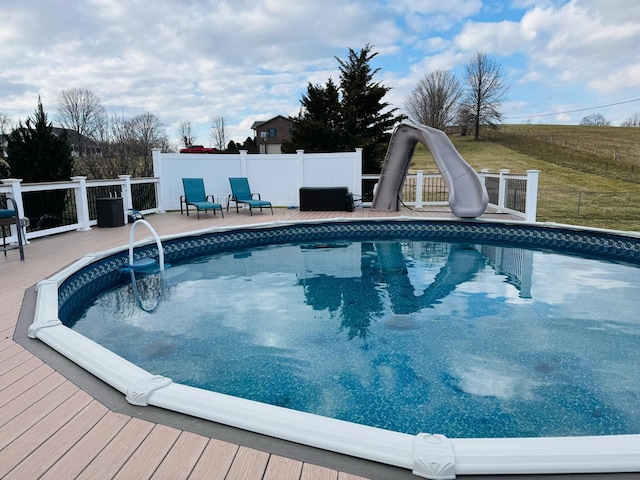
<box><xmin>3</xmin><ymin>206</ymin><xmax>629</xmax><ymax>479</ymax></box>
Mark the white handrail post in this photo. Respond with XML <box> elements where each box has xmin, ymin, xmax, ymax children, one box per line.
<box><xmin>119</xmin><ymin>174</ymin><xmax>133</xmax><ymax>210</ymax></box>
<box><xmin>479</xmin><ymin>168</ymin><xmax>489</xmax><ymax>186</ymax></box>
<box><xmin>354</xmin><ymin>148</ymin><xmax>363</xmax><ymax>198</ymax></box>
<box><xmin>239</xmin><ymin>150</ymin><xmax>248</xmax><ymax>177</ymax></box>
<box><xmin>71</xmin><ymin>176</ymin><xmax>91</xmax><ymax>231</ymax></box>
<box><xmin>497</xmin><ymin>169</ymin><xmax>510</xmax><ymax>213</ymax></box>
<box><xmin>525</xmin><ymin>170</ymin><xmax>540</xmax><ymax>222</ymax></box>
<box><xmin>415</xmin><ymin>170</ymin><xmax>424</xmax><ymax>208</ymax></box>
<box><xmin>296</xmin><ymin>149</ymin><xmax>305</xmax><ymax>194</ymax></box>
<box><xmin>151</xmin><ymin>148</ymin><xmax>164</xmax><ymax>212</ymax></box>
<box><xmin>119</xmin><ymin>175</ymin><xmax>133</xmax><ymax>225</ymax></box>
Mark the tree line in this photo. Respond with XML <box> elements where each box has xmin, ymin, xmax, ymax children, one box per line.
<box><xmin>2</xmin><ymin>44</ymin><xmax>638</xmax><ymax>183</ymax></box>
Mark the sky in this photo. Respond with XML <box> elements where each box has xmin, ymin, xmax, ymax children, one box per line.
<box><xmin>1</xmin><ymin>0</ymin><xmax>639</xmax><ymax>147</ymax></box>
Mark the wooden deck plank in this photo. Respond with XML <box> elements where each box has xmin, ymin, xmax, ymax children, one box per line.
<box><xmin>263</xmin><ymin>454</ymin><xmax>304</xmax><ymax>480</ymax></box>
<box><xmin>224</xmin><ymin>446</ymin><xmax>270</xmax><ymax>480</ymax></box>
<box><xmin>0</xmin><ymin>373</ymin><xmax>71</xmax><ymax>435</ymax></box>
<box><xmin>0</xmin><ymin>347</ymin><xmax>31</xmax><ymax>375</ymax></box>
<box><xmin>187</xmin><ymin>438</ymin><xmax>238</xmax><ymax>480</ymax></box>
<box><xmin>0</xmin><ymin>342</ymin><xmax>24</xmax><ymax>365</ymax></box>
<box><xmin>0</xmin><ymin>354</ymin><xmax>45</xmax><ymax>391</ymax></box>
<box><xmin>113</xmin><ymin>424</ymin><xmax>182</xmax><ymax>479</ymax></box>
<box><xmin>0</xmin><ymin>362</ymin><xmax>53</xmax><ymax>408</ymax></box>
<box><xmin>301</xmin><ymin>463</ymin><xmax>339</xmax><ymax>480</ymax></box>
<box><xmin>39</xmin><ymin>410</ymin><xmax>131</xmax><ymax>480</ymax></box>
<box><xmin>150</xmin><ymin>431</ymin><xmax>209</xmax><ymax>480</ymax></box>
<box><xmin>3</xmin><ymin>400</ymin><xmax>108</xmax><ymax>479</ymax></box>
<box><xmin>0</xmin><ymin>389</ymin><xmax>92</xmax><ymax>478</ymax></box>
<box><xmin>75</xmin><ymin>417</ymin><xmax>155</xmax><ymax>479</ymax></box>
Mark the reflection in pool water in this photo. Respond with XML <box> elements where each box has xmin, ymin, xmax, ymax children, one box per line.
<box><xmin>65</xmin><ymin>239</ymin><xmax>640</xmax><ymax>439</ymax></box>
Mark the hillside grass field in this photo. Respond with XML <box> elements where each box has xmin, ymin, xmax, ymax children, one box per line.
<box><xmin>409</xmin><ymin>124</ymin><xmax>640</xmax><ymax>232</ymax></box>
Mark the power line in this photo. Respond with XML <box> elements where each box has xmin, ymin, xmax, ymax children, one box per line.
<box><xmin>503</xmin><ymin>97</ymin><xmax>640</xmax><ymax>120</ymax></box>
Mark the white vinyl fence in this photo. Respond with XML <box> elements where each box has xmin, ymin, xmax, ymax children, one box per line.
<box><xmin>152</xmin><ymin>148</ymin><xmax>363</xmax><ymax>210</ymax></box>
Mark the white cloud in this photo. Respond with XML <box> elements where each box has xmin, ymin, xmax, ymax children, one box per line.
<box><xmin>1</xmin><ymin>0</ymin><xmax>639</xmax><ymax>143</ymax></box>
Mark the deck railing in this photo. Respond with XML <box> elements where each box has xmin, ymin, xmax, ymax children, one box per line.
<box><xmin>1</xmin><ymin>168</ymin><xmax>537</xmax><ymax>244</ymax></box>
<box><xmin>363</xmin><ymin>169</ymin><xmax>539</xmax><ymax>222</ymax></box>
<box><xmin>0</xmin><ymin>176</ymin><xmax>161</xmax><ymax>242</ymax></box>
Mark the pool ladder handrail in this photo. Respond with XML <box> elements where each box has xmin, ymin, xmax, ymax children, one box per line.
<box><xmin>129</xmin><ymin>219</ymin><xmax>165</xmax><ymax>270</ymax></box>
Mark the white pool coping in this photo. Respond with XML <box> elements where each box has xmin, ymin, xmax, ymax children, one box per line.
<box><xmin>28</xmin><ymin>218</ymin><xmax>640</xmax><ymax>480</ymax></box>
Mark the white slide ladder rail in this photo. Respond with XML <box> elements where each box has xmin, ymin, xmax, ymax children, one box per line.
<box><xmin>128</xmin><ymin>219</ymin><xmax>165</xmax><ymax>270</ymax></box>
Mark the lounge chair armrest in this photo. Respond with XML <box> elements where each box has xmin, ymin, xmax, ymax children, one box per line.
<box><xmin>251</xmin><ymin>193</ymin><xmax>262</xmax><ymax>200</ymax></box>
<box><xmin>206</xmin><ymin>194</ymin><xmax>215</xmax><ymax>202</ymax></box>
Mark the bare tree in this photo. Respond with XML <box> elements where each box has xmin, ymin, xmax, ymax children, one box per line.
<box><xmin>580</xmin><ymin>113</ymin><xmax>610</xmax><ymax>126</ymax></box>
<box><xmin>404</xmin><ymin>70</ymin><xmax>462</xmax><ymax>130</ymax></box>
<box><xmin>210</xmin><ymin>116</ymin><xmax>226</xmax><ymax>150</ymax></box>
<box><xmin>75</xmin><ymin>111</ymin><xmax>172</xmax><ymax>179</ymax></box>
<box><xmin>0</xmin><ymin>112</ymin><xmax>11</xmax><ymax>136</ymax></box>
<box><xmin>463</xmin><ymin>52</ymin><xmax>509</xmax><ymax>140</ymax></box>
<box><xmin>621</xmin><ymin>112</ymin><xmax>640</xmax><ymax>127</ymax></box>
<box><xmin>57</xmin><ymin>88</ymin><xmax>107</xmax><ymax>155</ymax></box>
<box><xmin>0</xmin><ymin>112</ymin><xmax>12</xmax><ymax>175</ymax></box>
<box><xmin>177</xmin><ymin>121</ymin><xmax>195</xmax><ymax>147</ymax></box>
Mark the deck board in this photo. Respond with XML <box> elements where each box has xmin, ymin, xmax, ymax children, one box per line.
<box><xmin>3</xmin><ymin>400</ymin><xmax>108</xmax><ymax>479</ymax></box>
<box><xmin>0</xmin><ymin>389</ymin><xmax>92</xmax><ymax>477</ymax></box>
<box><xmin>4</xmin><ymin>207</ymin><xmax>604</xmax><ymax>480</ymax></box>
<box><xmin>150</xmin><ymin>431</ymin><xmax>210</xmax><ymax>480</ymax></box>
<box><xmin>187</xmin><ymin>438</ymin><xmax>238</xmax><ymax>480</ymax></box>
<box><xmin>0</xmin><ymin>363</ymin><xmax>54</xmax><ymax>408</ymax></box>
<box><xmin>224</xmin><ymin>446</ymin><xmax>271</xmax><ymax>480</ymax></box>
<box><xmin>113</xmin><ymin>424</ymin><xmax>182</xmax><ymax>479</ymax></box>
<box><xmin>263</xmin><ymin>454</ymin><xmax>304</xmax><ymax>480</ymax></box>
<box><xmin>39</xmin><ymin>411</ymin><xmax>131</xmax><ymax>480</ymax></box>
<box><xmin>75</xmin><ymin>417</ymin><xmax>156</xmax><ymax>479</ymax></box>
<box><xmin>0</xmin><ymin>374</ymin><xmax>70</xmax><ymax>438</ymax></box>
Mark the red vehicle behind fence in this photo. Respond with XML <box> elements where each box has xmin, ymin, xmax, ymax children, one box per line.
<box><xmin>179</xmin><ymin>145</ymin><xmax>218</xmax><ymax>154</ymax></box>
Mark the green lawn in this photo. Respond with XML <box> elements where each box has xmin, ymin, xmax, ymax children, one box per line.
<box><xmin>408</xmin><ymin>133</ymin><xmax>640</xmax><ymax>232</ymax></box>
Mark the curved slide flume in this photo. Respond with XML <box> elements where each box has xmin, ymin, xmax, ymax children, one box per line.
<box><xmin>372</xmin><ymin>123</ymin><xmax>489</xmax><ymax>217</ymax></box>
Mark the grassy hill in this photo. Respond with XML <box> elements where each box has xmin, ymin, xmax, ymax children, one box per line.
<box><xmin>409</xmin><ymin>125</ymin><xmax>640</xmax><ymax>231</ymax></box>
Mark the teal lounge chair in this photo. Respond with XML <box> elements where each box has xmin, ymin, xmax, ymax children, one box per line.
<box><xmin>181</xmin><ymin>178</ymin><xmax>224</xmax><ymax>219</ymax></box>
<box><xmin>228</xmin><ymin>177</ymin><xmax>273</xmax><ymax>215</ymax></box>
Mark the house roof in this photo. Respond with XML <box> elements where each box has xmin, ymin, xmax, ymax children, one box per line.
<box><xmin>251</xmin><ymin>115</ymin><xmax>293</xmax><ymax>130</ymax></box>
<box><xmin>51</xmin><ymin>127</ymin><xmax>98</xmax><ymax>147</ymax></box>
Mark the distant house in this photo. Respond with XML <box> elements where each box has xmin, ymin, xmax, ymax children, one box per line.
<box><xmin>251</xmin><ymin>115</ymin><xmax>293</xmax><ymax>154</ymax></box>
<box><xmin>51</xmin><ymin>127</ymin><xmax>101</xmax><ymax>157</ymax></box>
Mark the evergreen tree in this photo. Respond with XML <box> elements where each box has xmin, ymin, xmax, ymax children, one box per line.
<box><xmin>284</xmin><ymin>79</ymin><xmax>341</xmax><ymax>153</ymax></box>
<box><xmin>337</xmin><ymin>45</ymin><xmax>403</xmax><ymax>172</ymax></box>
<box><xmin>6</xmin><ymin>97</ymin><xmax>74</xmax><ymax>228</ymax></box>
<box><xmin>287</xmin><ymin>45</ymin><xmax>404</xmax><ymax>172</ymax></box>
<box><xmin>6</xmin><ymin>97</ymin><xmax>73</xmax><ymax>181</ymax></box>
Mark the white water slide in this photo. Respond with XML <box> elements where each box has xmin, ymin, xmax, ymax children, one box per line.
<box><xmin>371</xmin><ymin>123</ymin><xmax>489</xmax><ymax>218</ymax></box>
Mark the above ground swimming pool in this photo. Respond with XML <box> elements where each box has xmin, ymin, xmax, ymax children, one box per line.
<box><xmin>30</xmin><ymin>219</ymin><xmax>640</xmax><ymax>479</ymax></box>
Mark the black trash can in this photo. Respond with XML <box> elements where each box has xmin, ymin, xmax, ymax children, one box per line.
<box><xmin>96</xmin><ymin>197</ymin><xmax>125</xmax><ymax>227</ymax></box>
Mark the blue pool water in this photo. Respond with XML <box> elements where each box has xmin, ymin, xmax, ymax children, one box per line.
<box><xmin>65</xmin><ymin>236</ymin><xmax>640</xmax><ymax>439</ymax></box>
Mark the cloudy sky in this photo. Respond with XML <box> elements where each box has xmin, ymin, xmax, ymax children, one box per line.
<box><xmin>1</xmin><ymin>0</ymin><xmax>639</xmax><ymax>146</ymax></box>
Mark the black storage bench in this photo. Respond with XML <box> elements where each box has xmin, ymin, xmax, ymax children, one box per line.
<box><xmin>96</xmin><ymin>197</ymin><xmax>125</xmax><ymax>227</ymax></box>
<box><xmin>299</xmin><ymin>187</ymin><xmax>353</xmax><ymax>211</ymax></box>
